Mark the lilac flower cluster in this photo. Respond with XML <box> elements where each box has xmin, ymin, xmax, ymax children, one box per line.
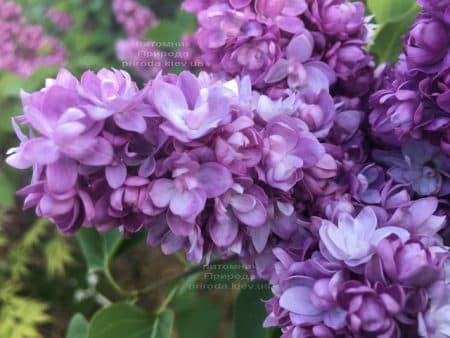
<box><xmin>180</xmin><ymin>0</ymin><xmax>374</xmax><ymax>97</ymax></box>
<box><xmin>46</xmin><ymin>7</ymin><xmax>73</xmax><ymax>31</ymax></box>
<box><xmin>112</xmin><ymin>0</ymin><xmax>167</xmax><ymax>81</ymax></box>
<box><xmin>6</xmin><ymin>0</ymin><xmax>450</xmax><ymax>337</ymax></box>
<box><xmin>112</xmin><ymin>0</ymin><xmax>157</xmax><ymax>38</ymax></box>
<box><xmin>0</xmin><ymin>0</ymin><xmax>66</xmax><ymax>77</ymax></box>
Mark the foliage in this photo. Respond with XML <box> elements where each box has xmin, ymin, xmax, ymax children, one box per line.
<box><xmin>367</xmin><ymin>0</ymin><xmax>420</xmax><ymax>63</ymax></box>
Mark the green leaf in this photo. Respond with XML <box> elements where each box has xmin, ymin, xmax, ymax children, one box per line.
<box><xmin>66</xmin><ymin>313</ymin><xmax>89</xmax><ymax>338</ymax></box>
<box><xmin>175</xmin><ymin>297</ymin><xmax>220</xmax><ymax>338</ymax></box>
<box><xmin>368</xmin><ymin>0</ymin><xmax>418</xmax><ymax>24</ymax></box>
<box><xmin>145</xmin><ymin>10</ymin><xmax>196</xmax><ymax>46</ymax></box>
<box><xmin>370</xmin><ymin>6</ymin><xmax>419</xmax><ymax>63</ymax></box>
<box><xmin>233</xmin><ymin>280</ymin><xmax>272</xmax><ymax>338</ymax></box>
<box><xmin>0</xmin><ymin>171</ymin><xmax>16</xmax><ymax>208</ymax></box>
<box><xmin>88</xmin><ymin>303</ymin><xmax>153</xmax><ymax>338</ymax></box>
<box><xmin>76</xmin><ymin>228</ymin><xmax>123</xmax><ymax>273</ymax></box>
<box><xmin>150</xmin><ymin>310</ymin><xmax>174</xmax><ymax>338</ymax></box>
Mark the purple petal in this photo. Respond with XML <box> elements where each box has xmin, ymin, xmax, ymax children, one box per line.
<box><xmin>114</xmin><ymin>110</ymin><xmax>147</xmax><ymax>133</ymax></box>
<box><xmin>23</xmin><ymin>138</ymin><xmax>59</xmax><ymax>164</ymax></box>
<box><xmin>169</xmin><ymin>189</ymin><xmax>206</xmax><ymax>218</ymax></box>
<box><xmin>106</xmin><ymin>162</ymin><xmax>127</xmax><ymax>189</ymax></box>
<box><xmin>46</xmin><ymin>157</ymin><xmax>78</xmax><ymax>194</ymax></box>
<box><xmin>264</xmin><ymin>59</ymin><xmax>289</xmax><ymax>84</ymax></box>
<box><xmin>167</xmin><ymin>212</ymin><xmax>196</xmax><ymax>237</ymax></box>
<box><xmin>287</xmin><ymin>33</ymin><xmax>314</xmax><ymax>63</ymax></box>
<box><xmin>196</xmin><ymin>163</ymin><xmax>233</xmax><ymax>198</ymax></box>
<box><xmin>275</xmin><ymin>16</ymin><xmax>304</xmax><ymax>34</ymax></box>
<box><xmin>280</xmin><ymin>286</ymin><xmax>321</xmax><ymax>315</ymax></box>
<box><xmin>209</xmin><ymin>211</ymin><xmax>239</xmax><ymax>247</ymax></box>
<box><xmin>78</xmin><ymin>138</ymin><xmax>113</xmax><ymax>166</ymax></box>
<box><xmin>150</xmin><ymin>179</ymin><xmax>176</xmax><ymax>208</ymax></box>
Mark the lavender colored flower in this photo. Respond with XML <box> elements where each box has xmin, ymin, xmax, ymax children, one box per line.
<box><xmin>150</xmin><ymin>71</ymin><xmax>234</xmax><ymax>142</ymax></box>
<box><xmin>0</xmin><ymin>1</ymin><xmax>66</xmax><ymax>77</ymax></box>
<box><xmin>369</xmin><ymin>81</ymin><xmax>424</xmax><ymax>145</ymax></box>
<box><xmin>404</xmin><ymin>16</ymin><xmax>450</xmax><ymax>74</ymax></box>
<box><xmin>264</xmin><ymin>31</ymin><xmax>335</xmax><ymax>92</ymax></box>
<box><xmin>214</xmin><ymin>115</ymin><xmax>263</xmax><ymax>175</ymax></box>
<box><xmin>209</xmin><ymin>178</ymin><xmax>267</xmax><ymax>248</ymax></box>
<box><xmin>309</xmin><ymin>0</ymin><xmax>366</xmax><ymax>40</ymax></box>
<box><xmin>253</xmin><ymin>0</ymin><xmax>306</xmax><ymax>34</ymax></box>
<box><xmin>386</xmin><ymin>197</ymin><xmax>446</xmax><ymax>238</ymax></box>
<box><xmin>336</xmin><ymin>281</ymin><xmax>404</xmax><ymax>338</ymax></box>
<box><xmin>319</xmin><ymin>207</ymin><xmax>410</xmax><ymax>267</ymax></box>
<box><xmin>149</xmin><ymin>153</ymin><xmax>233</xmax><ymax>236</ymax></box>
<box><xmin>420</xmin><ymin>68</ymin><xmax>450</xmax><ymax>113</ymax></box>
<box><xmin>373</xmin><ymin>140</ymin><xmax>450</xmax><ymax>196</ymax></box>
<box><xmin>221</xmin><ymin>27</ymin><xmax>282</xmax><ymax>87</ymax></box>
<box><xmin>261</xmin><ymin>115</ymin><xmax>325</xmax><ymax>191</ymax></box>
<box><xmin>78</xmin><ymin>68</ymin><xmax>153</xmax><ymax>133</ymax></box>
<box><xmin>7</xmin><ymin>73</ymin><xmax>113</xmax><ymax>169</ymax></box>
<box><xmin>113</xmin><ymin>0</ymin><xmax>157</xmax><ymax>38</ymax></box>
<box><xmin>278</xmin><ymin>272</ymin><xmax>347</xmax><ymax>329</ymax></box>
<box><xmin>418</xmin><ymin>0</ymin><xmax>450</xmax><ymax>24</ymax></box>
<box><xmin>375</xmin><ymin>236</ymin><xmax>447</xmax><ymax>287</ymax></box>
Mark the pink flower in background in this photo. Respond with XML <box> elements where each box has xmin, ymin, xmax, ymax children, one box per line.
<box><xmin>46</xmin><ymin>7</ymin><xmax>72</xmax><ymax>30</ymax></box>
<box><xmin>113</xmin><ymin>0</ymin><xmax>157</xmax><ymax>38</ymax></box>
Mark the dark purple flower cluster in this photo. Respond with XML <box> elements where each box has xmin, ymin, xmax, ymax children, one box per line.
<box><xmin>6</xmin><ymin>1</ymin><xmax>450</xmax><ymax>337</ymax></box>
<box><xmin>0</xmin><ymin>0</ymin><xmax>66</xmax><ymax>77</ymax></box>
<box><xmin>181</xmin><ymin>0</ymin><xmax>374</xmax><ymax>97</ymax></box>
<box><xmin>370</xmin><ymin>1</ymin><xmax>450</xmax><ymax>157</ymax></box>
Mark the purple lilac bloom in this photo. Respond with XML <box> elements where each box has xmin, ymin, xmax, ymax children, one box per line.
<box><xmin>113</xmin><ymin>0</ymin><xmax>157</xmax><ymax>38</ymax></box>
<box><xmin>0</xmin><ymin>0</ymin><xmax>66</xmax><ymax>77</ymax></box>
<box><xmin>46</xmin><ymin>7</ymin><xmax>73</xmax><ymax>30</ymax></box>
<box><xmin>373</xmin><ymin>140</ymin><xmax>450</xmax><ymax>197</ymax></box>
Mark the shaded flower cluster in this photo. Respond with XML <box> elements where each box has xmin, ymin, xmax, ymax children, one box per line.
<box><xmin>112</xmin><ymin>0</ymin><xmax>157</xmax><ymax>38</ymax></box>
<box><xmin>180</xmin><ymin>0</ymin><xmax>374</xmax><ymax>97</ymax></box>
<box><xmin>0</xmin><ymin>0</ymin><xmax>66</xmax><ymax>77</ymax></box>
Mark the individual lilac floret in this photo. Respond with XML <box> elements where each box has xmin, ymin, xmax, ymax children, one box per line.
<box><xmin>149</xmin><ymin>153</ymin><xmax>233</xmax><ymax>236</ymax></box>
<box><xmin>373</xmin><ymin>139</ymin><xmax>450</xmax><ymax>196</ymax></box>
<box><xmin>319</xmin><ymin>207</ymin><xmax>410</xmax><ymax>267</ymax></box>
<box><xmin>418</xmin><ymin>0</ymin><xmax>450</xmax><ymax>24</ymax></box>
<box><xmin>420</xmin><ymin>68</ymin><xmax>450</xmax><ymax>114</ymax></box>
<box><xmin>309</xmin><ymin>0</ymin><xmax>366</xmax><ymax>40</ymax></box>
<box><xmin>404</xmin><ymin>16</ymin><xmax>450</xmax><ymax>74</ymax></box>
<box><xmin>418</xmin><ymin>264</ymin><xmax>450</xmax><ymax>338</ymax></box>
<box><xmin>6</xmin><ymin>71</ymin><xmax>113</xmax><ymax>169</ymax></box>
<box><xmin>373</xmin><ymin>236</ymin><xmax>448</xmax><ymax>288</ymax></box>
<box><xmin>264</xmin><ymin>31</ymin><xmax>335</xmax><ymax>92</ymax></box>
<box><xmin>261</xmin><ymin>115</ymin><xmax>325</xmax><ymax>191</ymax></box>
<box><xmin>113</xmin><ymin>0</ymin><xmax>157</xmax><ymax>38</ymax></box>
<box><xmin>369</xmin><ymin>81</ymin><xmax>423</xmax><ymax>145</ymax></box>
<box><xmin>150</xmin><ymin>71</ymin><xmax>234</xmax><ymax>142</ymax></box>
<box><xmin>209</xmin><ymin>178</ymin><xmax>267</xmax><ymax>248</ymax></box>
<box><xmin>336</xmin><ymin>281</ymin><xmax>404</xmax><ymax>338</ymax></box>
